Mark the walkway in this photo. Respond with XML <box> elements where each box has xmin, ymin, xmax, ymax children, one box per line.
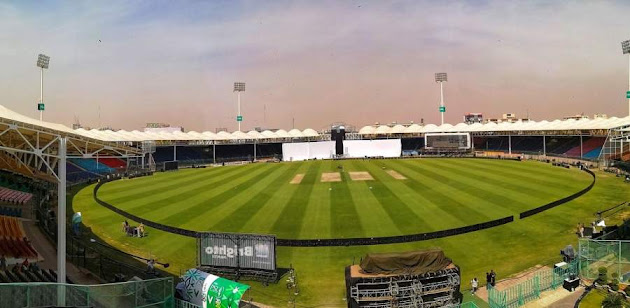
<box><xmin>23</xmin><ymin>220</ymin><xmax>100</xmax><ymax>284</ymax></box>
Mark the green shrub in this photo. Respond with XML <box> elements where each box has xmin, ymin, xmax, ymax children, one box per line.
<box><xmin>611</xmin><ymin>279</ymin><xmax>620</xmax><ymax>291</ymax></box>
<box><xmin>602</xmin><ymin>293</ymin><xmax>623</xmax><ymax>308</ymax></box>
<box><xmin>599</xmin><ymin>267</ymin><xmax>609</xmax><ymax>283</ymax></box>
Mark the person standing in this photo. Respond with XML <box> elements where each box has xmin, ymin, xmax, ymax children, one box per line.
<box><xmin>486</xmin><ymin>272</ymin><xmax>491</xmax><ymax>288</ymax></box>
<box><xmin>471</xmin><ymin>278</ymin><xmax>478</xmax><ymax>294</ymax></box>
<box><xmin>490</xmin><ymin>270</ymin><xmax>496</xmax><ymax>287</ymax></box>
<box><xmin>147</xmin><ymin>259</ymin><xmax>155</xmax><ymax>274</ymax></box>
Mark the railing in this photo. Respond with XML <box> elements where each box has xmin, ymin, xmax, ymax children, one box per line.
<box><xmin>488</xmin><ymin>260</ymin><xmax>578</xmax><ymax>308</ymax></box>
<box><xmin>0</xmin><ymin>278</ymin><xmax>174</xmax><ymax>308</ymax></box>
<box><xmin>175</xmin><ymin>298</ymin><xmax>202</xmax><ymax>308</ymax></box>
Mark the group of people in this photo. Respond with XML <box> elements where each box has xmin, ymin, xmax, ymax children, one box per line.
<box><xmin>469</xmin><ymin>270</ymin><xmax>497</xmax><ymax>294</ymax></box>
<box><xmin>122</xmin><ymin>220</ymin><xmax>146</xmax><ymax>238</ymax></box>
<box><xmin>0</xmin><ymin>255</ymin><xmax>39</xmax><ymax>274</ymax></box>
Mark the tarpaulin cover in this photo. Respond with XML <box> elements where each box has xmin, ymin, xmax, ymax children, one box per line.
<box><xmin>359</xmin><ymin>249</ymin><xmax>451</xmax><ymax>275</ymax></box>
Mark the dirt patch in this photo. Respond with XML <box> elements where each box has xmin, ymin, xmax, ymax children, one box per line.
<box><xmin>290</xmin><ymin>174</ymin><xmax>305</xmax><ymax>184</ymax></box>
<box><xmin>349</xmin><ymin>171</ymin><xmax>373</xmax><ymax>181</ymax></box>
<box><xmin>321</xmin><ymin>172</ymin><xmax>342</xmax><ymax>182</ymax></box>
<box><xmin>386</xmin><ymin>170</ymin><xmax>407</xmax><ymax>180</ymax></box>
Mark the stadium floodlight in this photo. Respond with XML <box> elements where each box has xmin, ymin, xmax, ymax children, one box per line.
<box><xmin>435</xmin><ymin>73</ymin><xmax>447</xmax><ymax>125</ymax></box>
<box><xmin>435</xmin><ymin>73</ymin><xmax>447</xmax><ymax>82</ymax></box>
<box><xmin>36</xmin><ymin>54</ymin><xmax>50</xmax><ymax>121</ymax></box>
<box><xmin>233</xmin><ymin>82</ymin><xmax>246</xmax><ymax>131</ymax></box>
<box><xmin>234</xmin><ymin>82</ymin><xmax>246</xmax><ymax>92</ymax></box>
<box><xmin>624</xmin><ymin>41</ymin><xmax>630</xmax><ymax>116</ymax></box>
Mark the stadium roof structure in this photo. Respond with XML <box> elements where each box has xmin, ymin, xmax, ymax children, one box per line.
<box><xmin>2</xmin><ymin>104</ymin><xmax>630</xmax><ymax>144</ymax></box>
<box><xmin>0</xmin><ymin>105</ymin><xmax>141</xmax><ymax>181</ymax></box>
<box><xmin>358</xmin><ymin>117</ymin><xmax>630</xmax><ymax>136</ymax></box>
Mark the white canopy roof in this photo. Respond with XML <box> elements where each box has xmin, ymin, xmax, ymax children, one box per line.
<box><xmin>358</xmin><ymin>117</ymin><xmax>630</xmax><ymax>135</ymax></box>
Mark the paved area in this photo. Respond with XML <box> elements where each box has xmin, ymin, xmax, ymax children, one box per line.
<box><xmin>476</xmin><ymin>265</ymin><xmax>548</xmax><ymax>302</ymax></box>
<box><xmin>522</xmin><ymin>286</ymin><xmax>585</xmax><ymax>307</ymax></box>
<box><xmin>23</xmin><ymin>220</ymin><xmax>100</xmax><ymax>284</ymax></box>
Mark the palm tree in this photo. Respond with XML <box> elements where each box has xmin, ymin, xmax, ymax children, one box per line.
<box><xmin>602</xmin><ymin>293</ymin><xmax>623</xmax><ymax>308</ymax></box>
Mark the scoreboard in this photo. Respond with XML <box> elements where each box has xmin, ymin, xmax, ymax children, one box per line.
<box><xmin>425</xmin><ymin>133</ymin><xmax>471</xmax><ymax>150</ymax></box>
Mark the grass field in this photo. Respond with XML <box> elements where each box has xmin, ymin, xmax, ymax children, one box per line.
<box><xmin>72</xmin><ymin>158</ymin><xmax>630</xmax><ymax>307</ymax></box>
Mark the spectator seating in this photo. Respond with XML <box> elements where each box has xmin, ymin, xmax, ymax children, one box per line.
<box><xmin>0</xmin><ymin>215</ymin><xmax>38</xmax><ymax>260</ymax></box>
<box><xmin>98</xmin><ymin>158</ymin><xmax>127</xmax><ymax>169</ymax></box>
<box><xmin>66</xmin><ymin>162</ymin><xmax>102</xmax><ymax>184</ymax></box>
<box><xmin>0</xmin><ymin>207</ymin><xmax>22</xmax><ymax>218</ymax></box>
<box><xmin>68</xmin><ymin>159</ymin><xmax>114</xmax><ymax>174</ymax></box>
<box><xmin>0</xmin><ymin>267</ymin><xmax>59</xmax><ymax>283</ymax></box>
<box><xmin>546</xmin><ymin>137</ymin><xmax>581</xmax><ymax>155</ymax></box>
<box><xmin>0</xmin><ymin>187</ymin><xmax>32</xmax><ymax>205</ymax></box>
<box><xmin>564</xmin><ymin>137</ymin><xmax>606</xmax><ymax>158</ymax></box>
<box><xmin>402</xmin><ymin>138</ymin><xmax>424</xmax><ymax>152</ymax></box>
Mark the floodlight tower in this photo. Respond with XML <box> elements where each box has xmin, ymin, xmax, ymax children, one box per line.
<box><xmin>435</xmin><ymin>73</ymin><xmax>448</xmax><ymax>125</ymax></box>
<box><xmin>36</xmin><ymin>54</ymin><xmax>50</xmax><ymax>121</ymax></box>
<box><xmin>234</xmin><ymin>82</ymin><xmax>246</xmax><ymax>131</ymax></box>
<box><xmin>623</xmin><ymin>40</ymin><xmax>630</xmax><ymax>116</ymax></box>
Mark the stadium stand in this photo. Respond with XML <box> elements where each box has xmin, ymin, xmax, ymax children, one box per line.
<box><xmin>68</xmin><ymin>159</ymin><xmax>114</xmax><ymax>174</ymax></box>
<box><xmin>65</xmin><ymin>162</ymin><xmax>102</xmax><ymax>184</ymax></box>
<box><xmin>0</xmin><ymin>215</ymin><xmax>38</xmax><ymax>260</ymax></box>
<box><xmin>564</xmin><ymin>137</ymin><xmax>606</xmax><ymax>158</ymax></box>
<box><xmin>97</xmin><ymin>158</ymin><xmax>127</xmax><ymax>169</ymax></box>
<box><xmin>0</xmin><ymin>188</ymin><xmax>33</xmax><ymax>205</ymax></box>
<box><xmin>545</xmin><ymin>137</ymin><xmax>581</xmax><ymax>155</ymax></box>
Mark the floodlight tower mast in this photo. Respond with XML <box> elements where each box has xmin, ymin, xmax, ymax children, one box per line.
<box><xmin>623</xmin><ymin>40</ymin><xmax>630</xmax><ymax>116</ymax></box>
<box><xmin>36</xmin><ymin>54</ymin><xmax>50</xmax><ymax>121</ymax></box>
<box><xmin>234</xmin><ymin>82</ymin><xmax>246</xmax><ymax>131</ymax></box>
<box><xmin>435</xmin><ymin>73</ymin><xmax>448</xmax><ymax>125</ymax></box>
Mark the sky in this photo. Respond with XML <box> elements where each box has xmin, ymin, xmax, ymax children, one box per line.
<box><xmin>1</xmin><ymin>0</ymin><xmax>630</xmax><ymax>132</ymax></box>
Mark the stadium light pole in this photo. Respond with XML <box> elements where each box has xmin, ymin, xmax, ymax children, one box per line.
<box><xmin>36</xmin><ymin>54</ymin><xmax>50</xmax><ymax>121</ymax></box>
<box><xmin>623</xmin><ymin>40</ymin><xmax>630</xmax><ymax>116</ymax></box>
<box><xmin>435</xmin><ymin>73</ymin><xmax>447</xmax><ymax>125</ymax></box>
<box><xmin>234</xmin><ymin>82</ymin><xmax>246</xmax><ymax>131</ymax></box>
<box><xmin>57</xmin><ymin>137</ymin><xmax>67</xmax><ymax>306</ymax></box>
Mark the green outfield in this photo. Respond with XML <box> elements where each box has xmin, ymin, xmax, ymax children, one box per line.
<box><xmin>72</xmin><ymin>158</ymin><xmax>630</xmax><ymax>307</ymax></box>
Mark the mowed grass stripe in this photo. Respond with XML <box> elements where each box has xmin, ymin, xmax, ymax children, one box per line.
<box><xmin>298</xmin><ymin>162</ymin><xmax>333</xmax><ymax>239</ymax></box>
<box><xmin>207</xmin><ymin>163</ymin><xmax>302</xmax><ymax>232</ymax></box>
<box><xmin>401</xmin><ymin>160</ymin><xmax>526</xmax><ymax>213</ymax></box>
<box><xmin>359</xmin><ymin>161</ymin><xmax>474</xmax><ymax>233</ymax></box>
<box><xmin>463</xmin><ymin>158</ymin><xmax>588</xmax><ymax>187</ymax></box>
<box><xmin>182</xmin><ymin>164</ymin><xmax>292</xmax><ymax>231</ymax></box>
<box><xmin>425</xmin><ymin>159</ymin><xmax>555</xmax><ymax>206</ymax></box>
<box><xmin>387</xmin><ymin>160</ymin><xmax>500</xmax><ymax>221</ymax></box>
<box><xmin>347</xmin><ymin>162</ymin><xmax>426</xmax><ymax>236</ymax></box>
<box><xmin>329</xmin><ymin>169</ymin><xmax>364</xmax><ymax>238</ymax></box>
<box><xmin>240</xmin><ymin>162</ymin><xmax>312</xmax><ymax>235</ymax></box>
<box><xmin>341</xmin><ymin>161</ymin><xmax>401</xmax><ymax>237</ymax></box>
<box><xmin>100</xmin><ymin>166</ymin><xmax>229</xmax><ymax>195</ymax></box>
<box><xmin>101</xmin><ymin>165</ymin><xmax>249</xmax><ymax>204</ymax></box>
<box><xmin>438</xmin><ymin>159</ymin><xmax>572</xmax><ymax>200</ymax></box>
<box><xmin>100</xmin><ymin>166</ymin><xmax>236</xmax><ymax>199</ymax></box>
<box><xmin>461</xmin><ymin>159</ymin><xmax>588</xmax><ymax>190</ymax></box>
<box><xmin>380</xmin><ymin>160</ymin><xmax>495</xmax><ymax>226</ymax></box>
<box><xmin>270</xmin><ymin>162</ymin><xmax>321</xmax><ymax>238</ymax></box>
<box><xmin>104</xmin><ymin>164</ymin><xmax>266</xmax><ymax>217</ymax></box>
<box><xmin>162</xmin><ymin>165</ymin><xmax>282</xmax><ymax>228</ymax></box>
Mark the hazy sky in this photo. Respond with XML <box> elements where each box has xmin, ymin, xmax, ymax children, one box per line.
<box><xmin>1</xmin><ymin>1</ymin><xmax>630</xmax><ymax>132</ymax></box>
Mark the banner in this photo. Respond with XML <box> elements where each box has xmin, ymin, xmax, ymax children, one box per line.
<box><xmin>198</xmin><ymin>233</ymin><xmax>276</xmax><ymax>271</ymax></box>
<box><xmin>180</xmin><ymin>269</ymin><xmax>249</xmax><ymax>308</ymax></box>
<box><xmin>202</xmin><ymin>274</ymin><xmax>250</xmax><ymax>308</ymax></box>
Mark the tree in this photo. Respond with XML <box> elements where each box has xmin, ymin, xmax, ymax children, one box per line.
<box><xmin>602</xmin><ymin>293</ymin><xmax>623</xmax><ymax>308</ymax></box>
